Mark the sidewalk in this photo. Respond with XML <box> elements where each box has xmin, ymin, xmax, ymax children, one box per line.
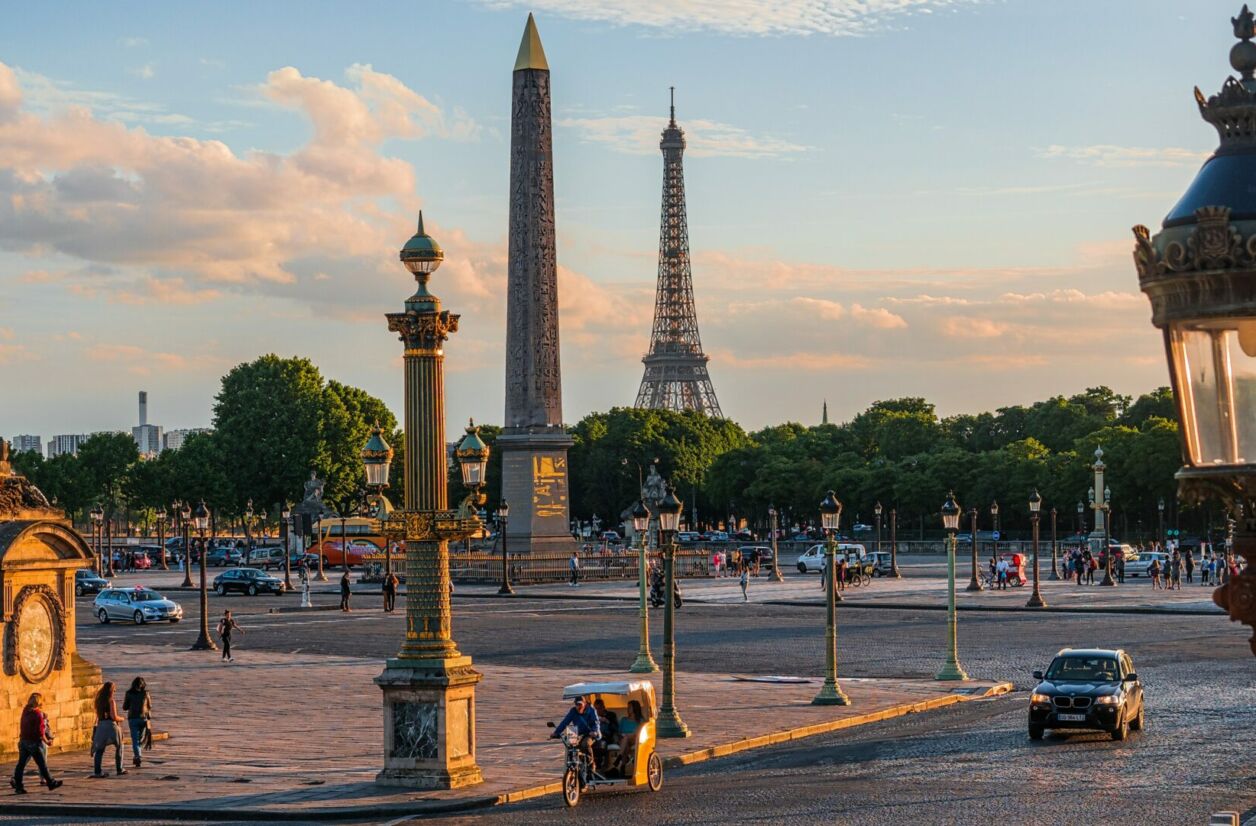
<box><xmin>0</xmin><ymin>643</ymin><xmax>1009</xmax><ymax>820</ymax></box>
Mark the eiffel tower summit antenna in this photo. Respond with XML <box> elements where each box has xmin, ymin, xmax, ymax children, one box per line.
<box><xmin>634</xmin><ymin>89</ymin><xmax>723</xmax><ymax>418</ymax></box>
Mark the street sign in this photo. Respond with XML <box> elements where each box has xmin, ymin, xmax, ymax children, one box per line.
<box><xmin>992</xmin><ymin>531</ymin><xmax>1000</xmax><ymax>540</ymax></box>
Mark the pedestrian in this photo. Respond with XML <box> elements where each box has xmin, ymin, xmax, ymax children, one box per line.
<box><xmin>299</xmin><ymin>563</ymin><xmax>312</xmax><ymax>608</ymax></box>
<box><xmin>996</xmin><ymin>556</ymin><xmax>1009</xmax><ymax>590</ymax></box>
<box><xmin>739</xmin><ymin>566</ymin><xmax>749</xmax><ymax>602</ymax></box>
<box><xmin>1084</xmin><ymin>551</ymin><xmax>1096</xmax><ymax>585</ymax></box>
<box><xmin>1185</xmin><ymin>552</ymin><xmax>1195</xmax><ymax>584</ymax></box>
<box><xmin>569</xmin><ymin>551</ymin><xmax>580</xmax><ymax>587</ymax></box>
<box><xmin>836</xmin><ymin>556</ymin><xmax>848</xmax><ymax>592</ymax></box>
<box><xmin>217</xmin><ymin>610</ymin><xmax>242</xmax><ymax>662</ymax></box>
<box><xmin>1171</xmin><ymin>553</ymin><xmax>1182</xmax><ymax>590</ymax></box>
<box><xmin>340</xmin><ymin>569</ymin><xmax>352</xmax><ymax>612</ymax></box>
<box><xmin>1150</xmin><ymin>557</ymin><xmax>1162</xmax><ymax>590</ymax></box>
<box><xmin>10</xmin><ymin>693</ymin><xmax>62</xmax><ymax>793</ymax></box>
<box><xmin>989</xmin><ymin>556</ymin><xmax>998</xmax><ymax>587</ymax></box>
<box><xmin>91</xmin><ymin>682</ymin><xmax>125</xmax><ymax>778</ymax></box>
<box><xmin>122</xmin><ymin>677</ymin><xmax>151</xmax><ymax>769</ymax></box>
<box><xmin>383</xmin><ymin>571</ymin><xmax>399</xmax><ymax>612</ymax></box>
<box><xmin>712</xmin><ymin>550</ymin><xmax>721</xmax><ymax>578</ymax></box>
<box><xmin>1117</xmin><ymin>552</ymin><xmax>1125</xmax><ymax>584</ymax></box>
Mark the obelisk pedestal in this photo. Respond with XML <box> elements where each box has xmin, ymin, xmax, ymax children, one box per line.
<box><xmin>500</xmin><ymin>14</ymin><xmax>577</xmax><ymax>555</ymax></box>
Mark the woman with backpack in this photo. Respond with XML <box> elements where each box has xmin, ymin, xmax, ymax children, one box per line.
<box><xmin>122</xmin><ymin>677</ymin><xmax>152</xmax><ymax>768</ymax></box>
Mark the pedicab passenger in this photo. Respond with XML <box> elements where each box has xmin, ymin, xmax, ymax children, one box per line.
<box><xmin>614</xmin><ymin>699</ymin><xmax>645</xmax><ymax>775</ymax></box>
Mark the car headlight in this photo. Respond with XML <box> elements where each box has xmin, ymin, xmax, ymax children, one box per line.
<box><xmin>1096</xmin><ymin>695</ymin><xmax>1121</xmax><ymax>705</ymax></box>
<box><xmin>1030</xmin><ymin>693</ymin><xmax>1051</xmax><ymax>704</ymax></box>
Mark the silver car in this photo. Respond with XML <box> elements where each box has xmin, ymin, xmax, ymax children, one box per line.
<box><xmin>94</xmin><ymin>588</ymin><xmax>184</xmax><ymax>625</ymax></box>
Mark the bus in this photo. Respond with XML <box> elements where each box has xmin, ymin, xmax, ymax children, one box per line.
<box><xmin>311</xmin><ymin>516</ymin><xmax>400</xmax><ymax>569</ymax></box>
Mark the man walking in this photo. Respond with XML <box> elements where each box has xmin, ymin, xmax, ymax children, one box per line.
<box><xmin>739</xmin><ymin>565</ymin><xmax>749</xmax><ymax>602</ymax></box>
<box><xmin>11</xmin><ymin>693</ymin><xmax>62</xmax><ymax>794</ymax></box>
<box><xmin>340</xmin><ymin>569</ymin><xmax>352</xmax><ymax>612</ymax></box>
<box><xmin>382</xmin><ymin>571</ymin><xmax>399</xmax><ymax>613</ymax></box>
<box><xmin>569</xmin><ymin>551</ymin><xmax>580</xmax><ymax>587</ymax></box>
<box><xmin>217</xmin><ymin>610</ymin><xmax>242</xmax><ymax>662</ymax></box>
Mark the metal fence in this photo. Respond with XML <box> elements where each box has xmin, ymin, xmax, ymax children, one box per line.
<box><xmin>450</xmin><ymin>549</ymin><xmax>714</xmax><ymax>585</ymax></box>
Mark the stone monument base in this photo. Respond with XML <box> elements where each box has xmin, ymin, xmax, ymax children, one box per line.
<box><xmin>375</xmin><ymin>657</ymin><xmax>482</xmax><ymax>789</ymax></box>
<box><xmin>498</xmin><ymin>429</ymin><xmax>578</xmax><ymax>555</ymax></box>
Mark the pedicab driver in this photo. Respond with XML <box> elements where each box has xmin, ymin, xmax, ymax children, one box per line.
<box><xmin>550</xmin><ymin>695</ymin><xmax>601</xmax><ymax>773</ymax></box>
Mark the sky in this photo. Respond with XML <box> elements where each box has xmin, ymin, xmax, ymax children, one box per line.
<box><xmin>0</xmin><ymin>0</ymin><xmax>1241</xmax><ymax>441</ymax></box>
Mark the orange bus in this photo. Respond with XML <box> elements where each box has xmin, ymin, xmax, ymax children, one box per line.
<box><xmin>311</xmin><ymin>517</ymin><xmax>401</xmax><ymax>569</ymax></box>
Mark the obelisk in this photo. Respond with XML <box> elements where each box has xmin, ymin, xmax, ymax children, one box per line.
<box><xmin>498</xmin><ymin>14</ymin><xmax>577</xmax><ymax>554</ymax></box>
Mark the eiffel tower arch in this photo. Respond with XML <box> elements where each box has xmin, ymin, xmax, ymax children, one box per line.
<box><xmin>634</xmin><ymin>90</ymin><xmax>723</xmax><ymax>418</ymax></box>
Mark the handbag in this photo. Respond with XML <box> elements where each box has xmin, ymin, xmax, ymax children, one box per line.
<box><xmin>141</xmin><ymin>720</ymin><xmax>154</xmax><ymax>750</ymax></box>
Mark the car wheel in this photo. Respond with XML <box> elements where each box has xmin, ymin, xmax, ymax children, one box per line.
<box><xmin>1028</xmin><ymin>724</ymin><xmax>1044</xmax><ymax>741</ymax></box>
<box><xmin>1130</xmin><ymin>704</ymin><xmax>1145</xmax><ymax>732</ymax></box>
<box><xmin>134</xmin><ymin>610</ymin><xmax>145</xmax><ymax>625</ymax></box>
<box><xmin>215</xmin><ymin>584</ymin><xmax>225</xmax><ymax>596</ymax></box>
<box><xmin>797</xmin><ymin>562</ymin><xmax>807</xmax><ymax>574</ymax></box>
<box><xmin>248</xmin><ymin>584</ymin><xmax>258</xmax><ymax>596</ymax></box>
<box><xmin>75</xmin><ymin>584</ymin><xmax>84</xmax><ymax>596</ymax></box>
<box><xmin>170</xmin><ymin>618</ymin><xmax>181</xmax><ymax>623</ymax></box>
<box><xmin>562</xmin><ymin>766</ymin><xmax>581</xmax><ymax>807</ymax></box>
<box><xmin>98</xmin><ymin>609</ymin><xmax>110</xmax><ymax>625</ymax></box>
<box><xmin>646</xmin><ymin>751</ymin><xmax>663</xmax><ymax>792</ymax></box>
<box><xmin>1111</xmin><ymin>717</ymin><xmax>1129</xmax><ymax>741</ymax></box>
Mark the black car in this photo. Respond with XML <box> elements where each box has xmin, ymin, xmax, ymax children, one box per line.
<box><xmin>1028</xmin><ymin>648</ymin><xmax>1145</xmax><ymax>741</ymax></box>
<box><xmin>212</xmin><ymin>567</ymin><xmax>286</xmax><ymax>596</ymax></box>
<box><xmin>75</xmin><ymin>568</ymin><xmax>111</xmax><ymax>596</ymax></box>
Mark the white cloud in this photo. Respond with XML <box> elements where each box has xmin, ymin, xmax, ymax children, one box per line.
<box><xmin>1036</xmin><ymin>144</ymin><xmax>1210</xmax><ymax>168</ymax></box>
<box><xmin>117</xmin><ymin>37</ymin><xmax>149</xmax><ymax>48</ymax></box>
<box><xmin>479</xmin><ymin>0</ymin><xmax>984</xmax><ymax>36</ymax></box>
<box><xmin>130</xmin><ymin>63</ymin><xmax>156</xmax><ymax>81</ymax></box>
<box><xmin>558</xmin><ymin>115</ymin><xmax>806</xmax><ymax>158</ymax></box>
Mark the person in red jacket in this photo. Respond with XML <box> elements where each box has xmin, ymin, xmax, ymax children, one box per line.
<box><xmin>11</xmin><ymin>693</ymin><xmax>63</xmax><ymax>794</ymax></box>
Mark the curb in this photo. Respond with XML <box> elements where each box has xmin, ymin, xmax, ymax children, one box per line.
<box><xmin>0</xmin><ymin>682</ymin><xmax>1012</xmax><ymax>821</ymax></box>
<box><xmin>450</xmin><ymin>591</ymin><xmax>1223</xmax><ymax>616</ymax></box>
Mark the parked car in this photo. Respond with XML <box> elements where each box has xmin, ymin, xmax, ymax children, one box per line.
<box><xmin>797</xmin><ymin>543</ymin><xmax>867</xmax><ymax>573</ymax></box>
<box><xmin>251</xmin><ymin>546</ymin><xmax>305</xmax><ymax>571</ymax></box>
<box><xmin>734</xmin><ymin>530</ymin><xmax>755</xmax><ymax>542</ymax></box>
<box><xmin>75</xmin><ymin>569</ymin><xmax>111</xmax><ymax>596</ymax></box>
<box><xmin>705</xmin><ymin>531</ymin><xmax>730</xmax><ymax>543</ymax></box>
<box><xmin>867</xmin><ymin>550</ymin><xmax>895</xmax><ymax>576</ymax></box>
<box><xmin>738</xmin><ymin>545</ymin><xmax>775</xmax><ymax>571</ymax></box>
<box><xmin>205</xmin><ymin>546</ymin><xmax>243</xmax><ymax>567</ymax></box>
<box><xmin>676</xmin><ymin>531</ymin><xmax>703</xmax><ymax>544</ymax></box>
<box><xmin>851</xmin><ymin>523</ymin><xmax>873</xmax><ymax>533</ymax></box>
<box><xmin>599</xmin><ymin>531</ymin><xmax>622</xmax><ymax>543</ymax></box>
<box><xmin>213</xmin><ymin>567</ymin><xmax>286</xmax><ymax>596</ymax></box>
<box><xmin>1028</xmin><ymin>648</ymin><xmax>1145</xmax><ymax>741</ymax></box>
<box><xmin>94</xmin><ymin>587</ymin><xmax>183</xmax><ymax>625</ymax></box>
<box><xmin>1124</xmin><ymin>551</ymin><xmax>1168</xmax><ymax>577</ymax></box>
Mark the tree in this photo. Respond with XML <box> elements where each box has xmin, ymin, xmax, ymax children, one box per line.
<box><xmin>1121</xmin><ymin>387</ymin><xmax>1176</xmax><ymax>428</ymax></box>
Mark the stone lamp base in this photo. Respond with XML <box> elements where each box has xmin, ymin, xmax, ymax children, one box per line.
<box><xmin>376</xmin><ymin>658</ymin><xmax>483</xmax><ymax>789</ymax></box>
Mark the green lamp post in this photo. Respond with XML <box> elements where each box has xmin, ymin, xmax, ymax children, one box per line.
<box><xmin>1027</xmin><ymin>490</ymin><xmax>1047</xmax><ymax>608</ymax></box>
<box><xmin>628</xmin><ymin>499</ymin><xmax>659</xmax><ymax>673</ymax></box>
<box><xmin>655</xmin><ymin>485</ymin><xmax>690</xmax><ymax>737</ymax></box>
<box><xmin>936</xmin><ymin>491</ymin><xmax>968</xmax><ymax>681</ymax></box>
<box><xmin>813</xmin><ymin>490</ymin><xmax>850</xmax><ymax>705</ymax></box>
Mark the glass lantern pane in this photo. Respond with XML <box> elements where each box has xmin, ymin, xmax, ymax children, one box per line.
<box><xmin>1172</xmin><ymin>320</ymin><xmax>1256</xmax><ymax>466</ymax></box>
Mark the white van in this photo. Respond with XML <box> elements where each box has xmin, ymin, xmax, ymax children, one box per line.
<box><xmin>797</xmin><ymin>543</ymin><xmax>866</xmax><ymax>573</ymax></box>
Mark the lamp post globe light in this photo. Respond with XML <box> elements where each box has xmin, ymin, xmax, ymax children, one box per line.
<box><xmin>190</xmin><ymin>500</ymin><xmax>217</xmax><ymax>652</ymax></box>
<box><xmin>813</xmin><ymin>490</ymin><xmax>851</xmax><ymax>706</ymax></box>
<box><xmin>966</xmin><ymin>506</ymin><xmax>982</xmax><ymax>592</ymax></box>
<box><xmin>1049</xmin><ymin>506</ymin><xmax>1060</xmax><ymax>580</ymax></box>
<box><xmin>937</xmin><ymin>492</ymin><xmax>969</xmax><ymax>681</ymax></box>
<box><xmin>90</xmin><ymin>504</ymin><xmax>104</xmax><ymax>575</ymax></box>
<box><xmin>629</xmin><ymin>499</ymin><xmax>659</xmax><ymax>673</ymax></box>
<box><xmin>655</xmin><ymin>485</ymin><xmax>690</xmax><ymax>737</ymax></box>
<box><xmin>180</xmin><ymin>501</ymin><xmax>194</xmax><ymax>588</ymax></box>
<box><xmin>496</xmin><ymin>500</ymin><xmax>512</xmax><ymax>596</ymax></box>
<box><xmin>375</xmin><ymin>212</ymin><xmax>487</xmax><ymax>788</ymax></box>
<box><xmin>1027</xmin><ymin>490</ymin><xmax>1047</xmax><ymax>608</ymax></box>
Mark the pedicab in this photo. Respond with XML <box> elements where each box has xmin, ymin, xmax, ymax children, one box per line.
<box><xmin>547</xmin><ymin>681</ymin><xmax>664</xmax><ymax>807</ymax></box>
<box><xmin>1002</xmin><ymin>552</ymin><xmax>1026</xmax><ymax>586</ymax></box>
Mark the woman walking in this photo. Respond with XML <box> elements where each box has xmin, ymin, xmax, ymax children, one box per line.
<box><xmin>739</xmin><ymin>566</ymin><xmax>749</xmax><ymax>602</ymax></box>
<box><xmin>11</xmin><ymin>693</ymin><xmax>62</xmax><ymax>793</ymax></box>
<box><xmin>91</xmin><ymin>682</ymin><xmax>126</xmax><ymax>778</ymax></box>
<box><xmin>1150</xmin><ymin>557</ymin><xmax>1162</xmax><ymax>590</ymax></box>
<box><xmin>122</xmin><ymin>677</ymin><xmax>151</xmax><ymax>768</ymax></box>
<box><xmin>217</xmin><ymin>610</ymin><xmax>242</xmax><ymax>662</ymax></box>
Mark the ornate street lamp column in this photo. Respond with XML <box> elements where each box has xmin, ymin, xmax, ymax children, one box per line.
<box><xmin>889</xmin><ymin>507</ymin><xmax>900</xmax><ymax>578</ymax></box>
<box><xmin>655</xmin><ymin>486</ymin><xmax>690</xmax><ymax>737</ymax></box>
<box><xmin>1027</xmin><ymin>491</ymin><xmax>1046</xmax><ymax>608</ymax></box>
<box><xmin>190</xmin><ymin>501</ymin><xmax>217</xmax><ymax>651</ymax></box>
<box><xmin>158</xmin><ymin>507</ymin><xmax>169</xmax><ymax>570</ymax></box>
<box><xmin>628</xmin><ymin>499</ymin><xmax>659</xmax><ymax>673</ymax></box>
<box><xmin>937</xmin><ymin>491</ymin><xmax>968</xmax><ymax>681</ymax></box>
<box><xmin>90</xmin><ymin>505</ymin><xmax>104</xmax><ymax>576</ymax></box>
<box><xmin>497</xmin><ymin>501</ymin><xmax>513</xmax><ymax>595</ymax></box>
<box><xmin>966</xmin><ymin>507</ymin><xmax>982</xmax><ymax>592</ymax></box>
<box><xmin>813</xmin><ymin>490</ymin><xmax>851</xmax><ymax>705</ymax></box>
<box><xmin>769</xmin><ymin>505</ymin><xmax>783</xmax><ymax>583</ymax></box>
<box><xmin>281</xmin><ymin>503</ymin><xmax>293</xmax><ymax>592</ymax></box>
<box><xmin>1158</xmin><ymin>497</ymin><xmax>1166</xmax><ymax>549</ymax></box>
<box><xmin>179</xmin><ymin>501</ymin><xmax>193</xmax><ymax>588</ymax></box>
<box><xmin>375</xmin><ymin>213</ymin><xmax>485</xmax><ymax>789</ymax></box>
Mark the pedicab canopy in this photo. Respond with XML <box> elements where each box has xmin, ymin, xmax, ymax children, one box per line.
<box><xmin>563</xmin><ymin>681</ymin><xmax>657</xmax><ymax>710</ymax></box>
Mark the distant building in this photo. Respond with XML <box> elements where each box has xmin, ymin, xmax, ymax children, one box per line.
<box><xmin>47</xmin><ymin>434</ymin><xmax>88</xmax><ymax>458</ymax></box>
<box><xmin>132</xmin><ymin>391</ymin><xmax>163</xmax><ymax>457</ymax></box>
<box><xmin>163</xmin><ymin>428</ymin><xmax>210</xmax><ymax>451</ymax></box>
<box><xmin>10</xmin><ymin>435</ymin><xmax>41</xmax><ymax>455</ymax></box>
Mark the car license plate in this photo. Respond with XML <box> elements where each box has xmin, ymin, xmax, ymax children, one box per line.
<box><xmin>1057</xmin><ymin>713</ymin><xmax>1086</xmax><ymax>722</ymax></box>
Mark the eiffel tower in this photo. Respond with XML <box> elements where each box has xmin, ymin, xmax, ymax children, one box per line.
<box><xmin>634</xmin><ymin>89</ymin><xmax>723</xmax><ymax>418</ymax></box>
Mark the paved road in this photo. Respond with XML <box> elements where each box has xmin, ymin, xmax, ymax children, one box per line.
<box><xmin>68</xmin><ymin>589</ymin><xmax>1256</xmax><ymax>825</ymax></box>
